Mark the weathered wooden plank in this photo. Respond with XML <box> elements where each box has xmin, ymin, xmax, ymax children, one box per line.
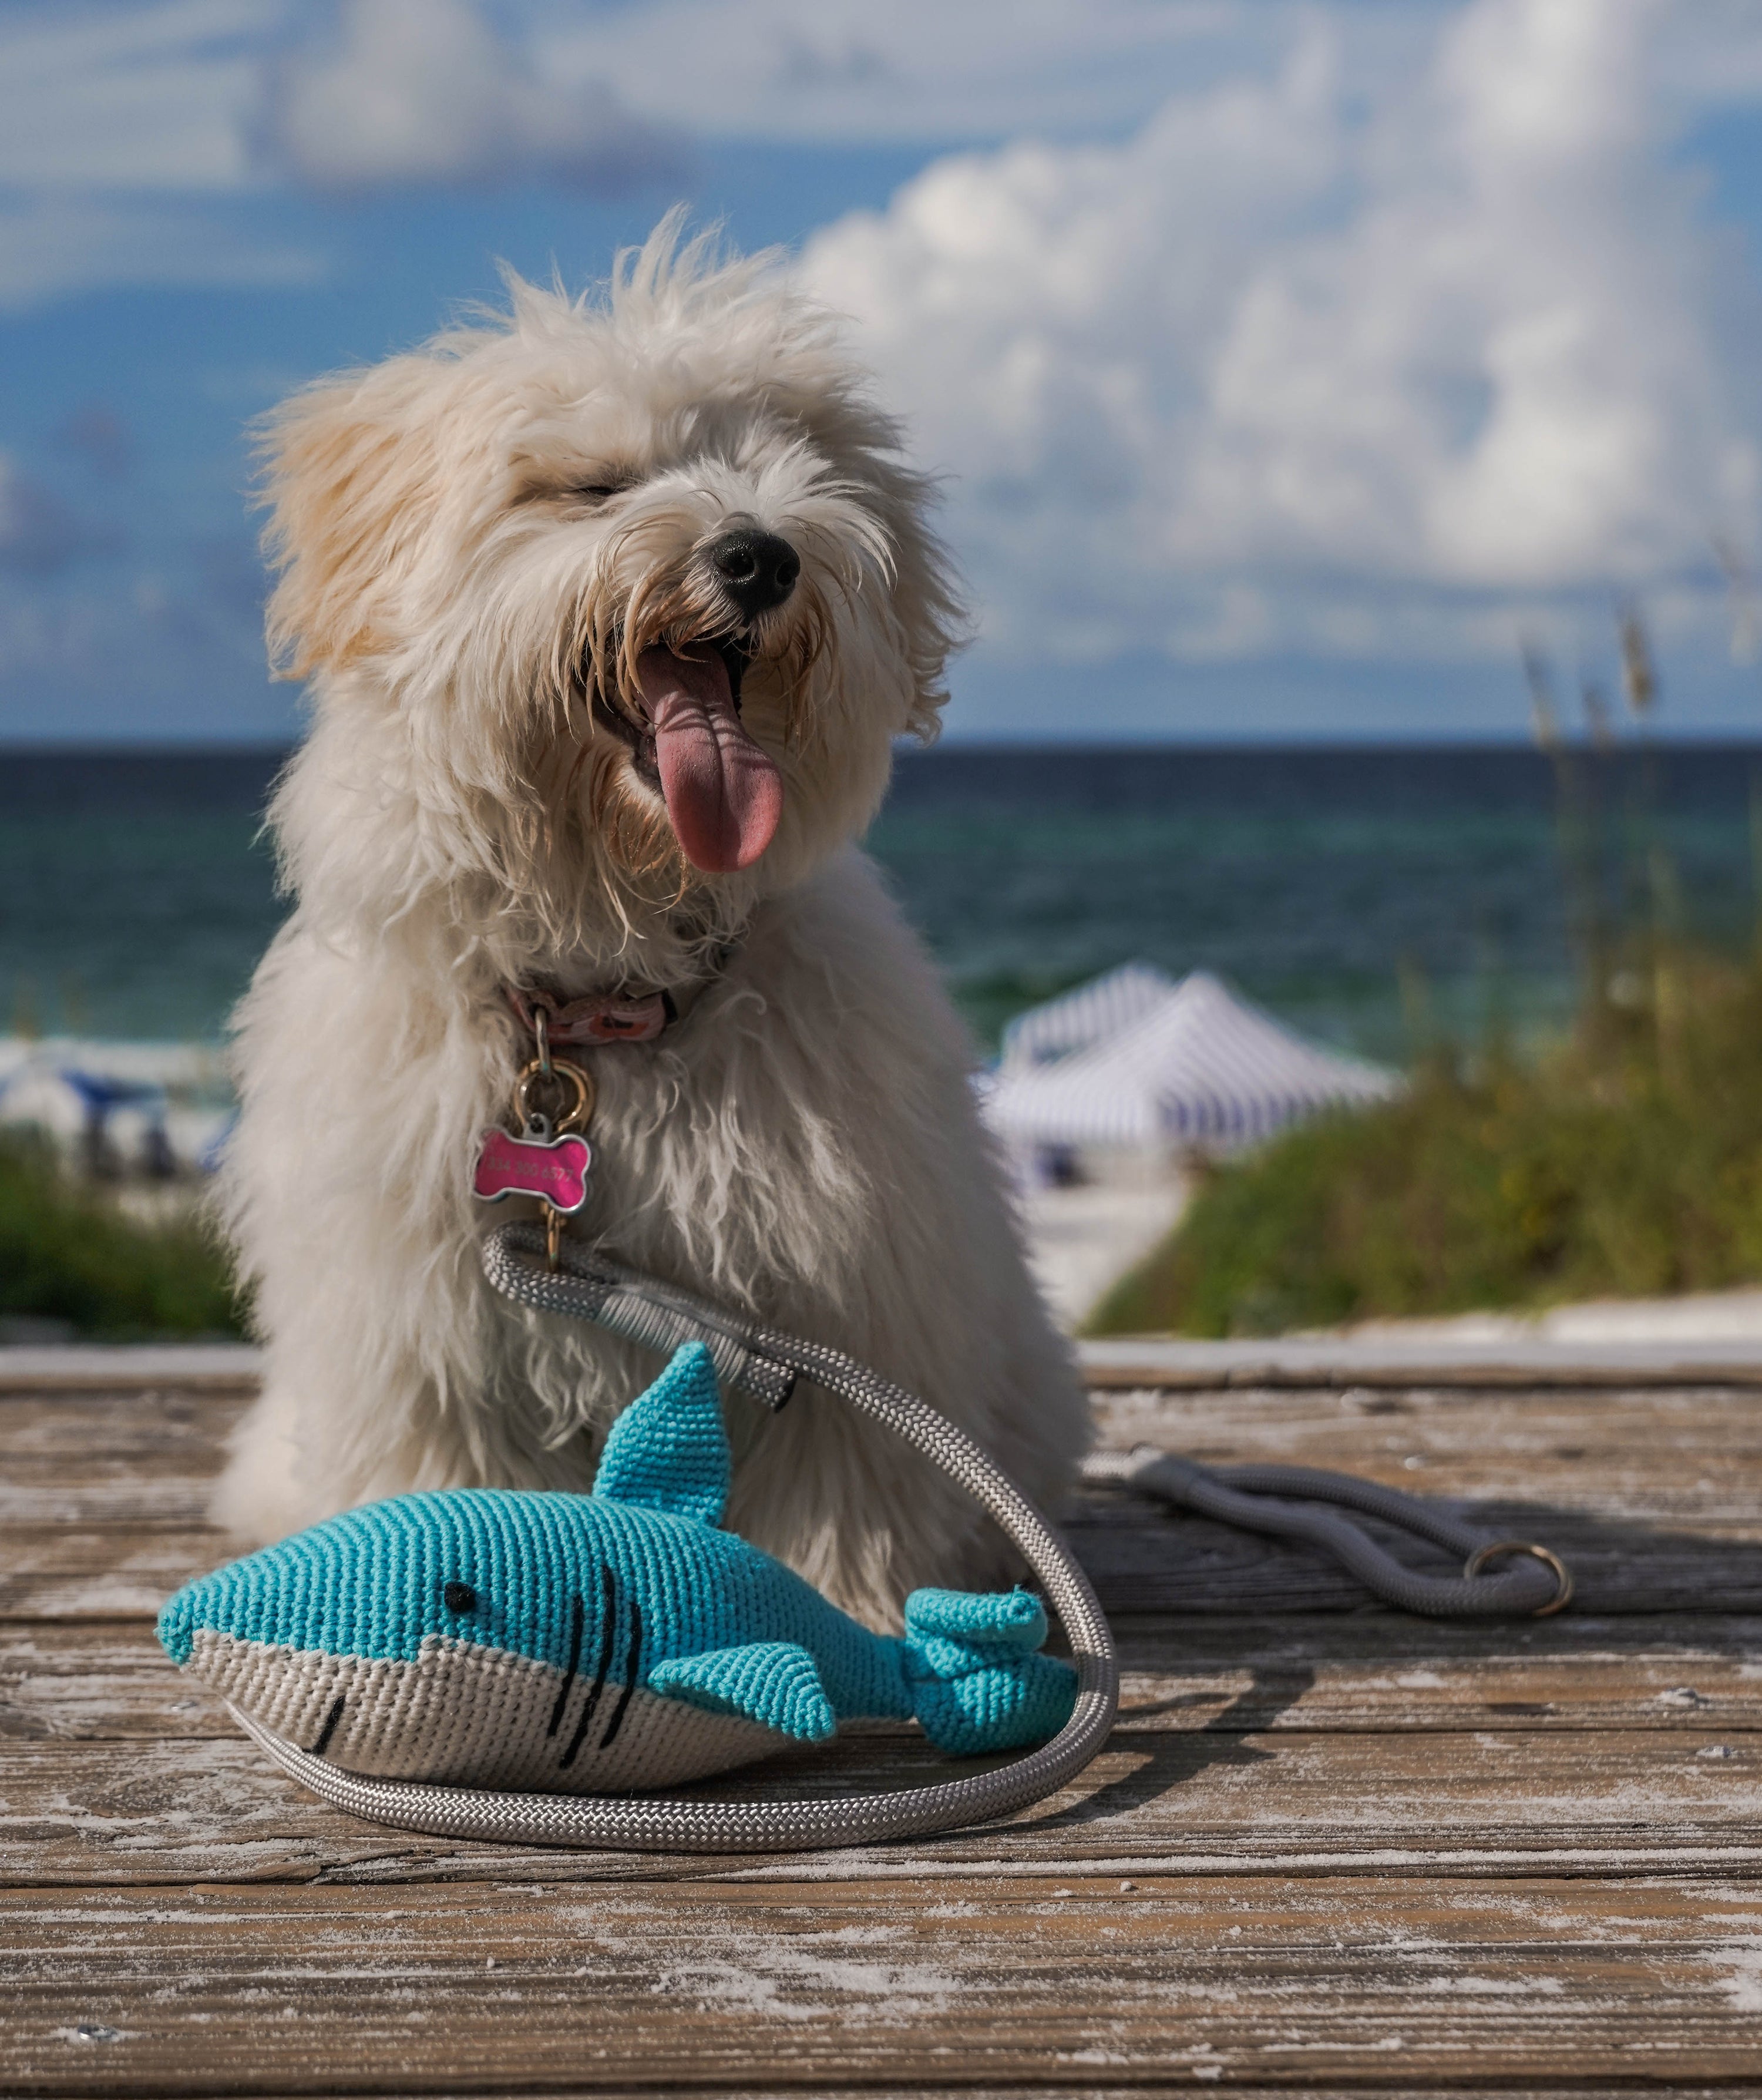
<box><xmin>9</xmin><ymin>1617</ymin><xmax>1762</xmax><ymax>1744</ymax></box>
<box><xmin>23</xmin><ymin>2092</ymin><xmax>1707</xmax><ymax>2100</ymax></box>
<box><xmin>8</xmin><ymin>1876</ymin><xmax>1762</xmax><ymax>2095</ymax></box>
<box><xmin>0</xmin><ymin>1474</ymin><xmax>221</xmax><ymax>1527</ymax></box>
<box><xmin>0</xmin><ymin>1390</ymin><xmax>236</xmax><ymax>1526</ymax></box>
<box><xmin>1091</xmin><ymin>1382</ymin><xmax>1762</xmax><ymax>1516</ymax></box>
<box><xmin>0</xmin><ymin>1355</ymin><xmax>258</xmax><ymax>1395</ymax></box>
<box><xmin>11</xmin><ymin>1385</ymin><xmax>1762</xmax><ymax>1560</ymax></box>
<box><xmin>1082</xmin><ymin>1341</ymin><xmax>1762</xmax><ymax>1390</ymax></box>
<box><xmin>32</xmin><ymin>2092</ymin><xmax>1733</xmax><ymax>2100</ymax></box>
<box><xmin>1085</xmin><ymin>1358</ymin><xmax>1762</xmax><ymax>1388</ymax></box>
<box><xmin>1072</xmin><ymin>1382</ymin><xmax>1762</xmax><ymax>1612</ymax></box>
<box><xmin>9</xmin><ymin>1380</ymin><xmax>1762</xmax><ymax>1552</ymax></box>
<box><xmin>6</xmin><ymin>1364</ymin><xmax>1758</xmax><ymax>1450</ymax></box>
<box><xmin>5</xmin><ymin>1721</ymin><xmax>1761</xmax><ymax>1889</ymax></box>
<box><xmin>7</xmin><ymin>2091</ymin><xmax>1716</xmax><ymax>2100</ymax></box>
<box><xmin>12</xmin><ymin>2091</ymin><xmax>1738</xmax><ymax>2100</ymax></box>
<box><xmin>5</xmin><ymin>1372</ymin><xmax>1760</xmax><ymax>2097</ymax></box>
<box><xmin>0</xmin><ymin>1528</ymin><xmax>224</xmax><ymax>1622</ymax></box>
<box><xmin>11</xmin><ymin>1380</ymin><xmax>1762</xmax><ymax>1520</ymax></box>
<box><xmin>2</xmin><ymin>1629</ymin><xmax>216</xmax><ymax>1742</ymax></box>
<box><xmin>0</xmin><ymin>1388</ymin><xmax>244</xmax><ymax>1460</ymax></box>
<box><xmin>7</xmin><ymin>1390</ymin><xmax>1762</xmax><ymax>1620</ymax></box>
<box><xmin>8</xmin><ymin>1499</ymin><xmax>1762</xmax><ymax>1622</ymax></box>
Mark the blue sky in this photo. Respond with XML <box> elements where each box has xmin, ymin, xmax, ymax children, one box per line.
<box><xmin>5</xmin><ymin>0</ymin><xmax>1762</xmax><ymax>744</ymax></box>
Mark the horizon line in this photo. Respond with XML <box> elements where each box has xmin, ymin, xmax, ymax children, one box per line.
<box><xmin>10</xmin><ymin>731</ymin><xmax>1762</xmax><ymax>757</ymax></box>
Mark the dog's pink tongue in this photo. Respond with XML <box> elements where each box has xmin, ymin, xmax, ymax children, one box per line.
<box><xmin>637</xmin><ymin>644</ymin><xmax>783</xmax><ymax>873</ymax></box>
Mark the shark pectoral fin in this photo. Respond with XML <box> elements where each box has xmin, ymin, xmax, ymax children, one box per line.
<box><xmin>648</xmin><ymin>1642</ymin><xmax>836</xmax><ymax>1743</ymax></box>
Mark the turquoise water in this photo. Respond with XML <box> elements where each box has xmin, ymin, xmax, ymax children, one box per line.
<box><xmin>4</xmin><ymin>743</ymin><xmax>1761</xmax><ymax>1061</ymax></box>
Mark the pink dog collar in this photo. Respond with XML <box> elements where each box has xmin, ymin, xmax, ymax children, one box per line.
<box><xmin>503</xmin><ymin>945</ymin><xmax>739</xmax><ymax>1051</ymax></box>
<box><xmin>488</xmin><ymin>949</ymin><xmax>739</xmax><ymax>1264</ymax></box>
<box><xmin>504</xmin><ymin>983</ymin><xmax>672</xmax><ymax>1047</ymax></box>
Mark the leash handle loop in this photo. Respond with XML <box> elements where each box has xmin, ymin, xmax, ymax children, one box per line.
<box><xmin>1084</xmin><ymin>1447</ymin><xmax>1572</xmax><ymax>1618</ymax></box>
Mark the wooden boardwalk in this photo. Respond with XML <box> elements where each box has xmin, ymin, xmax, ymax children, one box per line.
<box><xmin>5</xmin><ymin>1355</ymin><xmax>1762</xmax><ymax>2094</ymax></box>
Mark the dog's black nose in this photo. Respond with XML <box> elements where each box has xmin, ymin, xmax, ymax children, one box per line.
<box><xmin>707</xmin><ymin>529</ymin><xmax>800</xmax><ymax>619</ymax></box>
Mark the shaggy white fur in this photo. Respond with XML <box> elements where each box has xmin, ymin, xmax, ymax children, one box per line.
<box><xmin>214</xmin><ymin>218</ymin><xmax>1090</xmax><ymax>1628</ymax></box>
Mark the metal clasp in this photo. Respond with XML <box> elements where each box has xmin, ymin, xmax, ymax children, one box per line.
<box><xmin>512</xmin><ymin>1015</ymin><xmax>596</xmax><ymax>1270</ymax></box>
<box><xmin>513</xmin><ymin>1056</ymin><xmax>594</xmax><ymax>1143</ymax></box>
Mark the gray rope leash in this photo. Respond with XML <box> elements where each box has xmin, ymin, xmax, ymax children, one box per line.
<box><xmin>1082</xmin><ymin>1448</ymin><xmax>1572</xmax><ymax>1617</ymax></box>
<box><xmin>234</xmin><ymin>1222</ymin><xmax>1119</xmax><ymax>1854</ymax></box>
<box><xmin>238</xmin><ymin>1222</ymin><xmax>1571</xmax><ymax>1850</ymax></box>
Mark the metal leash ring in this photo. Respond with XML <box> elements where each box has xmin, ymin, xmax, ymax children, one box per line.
<box><xmin>514</xmin><ymin>1057</ymin><xmax>594</xmax><ymax>1137</ymax></box>
<box><xmin>1464</xmin><ymin>1538</ymin><xmax>1574</xmax><ymax>1617</ymax></box>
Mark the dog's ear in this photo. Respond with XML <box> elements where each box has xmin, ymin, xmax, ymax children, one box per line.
<box><xmin>780</xmin><ymin>381</ymin><xmax>967</xmax><ymax>743</ymax></box>
<box><xmin>257</xmin><ymin>358</ymin><xmax>443</xmax><ymax>680</ymax></box>
<box><xmin>875</xmin><ymin>465</ymin><xmax>966</xmax><ymax>742</ymax></box>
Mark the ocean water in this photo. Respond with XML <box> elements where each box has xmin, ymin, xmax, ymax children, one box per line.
<box><xmin>5</xmin><ymin>741</ymin><xmax>1762</xmax><ymax>1064</ymax></box>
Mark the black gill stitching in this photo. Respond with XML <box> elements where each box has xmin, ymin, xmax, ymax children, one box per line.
<box><xmin>598</xmin><ymin>1600</ymin><xmax>642</xmax><ymax>1750</ymax></box>
<box><xmin>311</xmin><ymin>1693</ymin><xmax>346</xmax><ymax>1758</ymax></box>
<box><xmin>546</xmin><ymin>1594</ymin><xmax>585</xmax><ymax>1739</ymax></box>
<box><xmin>559</xmin><ymin>1565</ymin><xmax>618</xmax><ymax>1770</ymax></box>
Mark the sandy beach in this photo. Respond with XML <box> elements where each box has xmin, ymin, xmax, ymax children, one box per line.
<box><xmin>1017</xmin><ymin>1175</ymin><xmax>1188</xmax><ymax>1330</ymax></box>
<box><xmin>1018</xmin><ymin>1168</ymin><xmax>1762</xmax><ymax>1349</ymax></box>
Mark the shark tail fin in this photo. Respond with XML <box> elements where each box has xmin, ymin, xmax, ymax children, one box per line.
<box><xmin>901</xmin><ymin>1588</ymin><xmax>1078</xmax><ymax>1758</ymax></box>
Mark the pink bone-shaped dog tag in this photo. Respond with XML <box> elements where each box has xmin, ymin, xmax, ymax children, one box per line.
<box><xmin>473</xmin><ymin>1127</ymin><xmax>593</xmax><ymax>1214</ymax></box>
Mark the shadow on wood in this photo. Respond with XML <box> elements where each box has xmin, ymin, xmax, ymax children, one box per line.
<box><xmin>1025</xmin><ymin>1659</ymin><xmax>1314</xmax><ymax>1834</ymax></box>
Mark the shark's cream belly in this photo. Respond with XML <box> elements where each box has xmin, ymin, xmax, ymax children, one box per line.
<box><xmin>187</xmin><ymin>1628</ymin><xmax>791</xmax><ymax>1792</ymax></box>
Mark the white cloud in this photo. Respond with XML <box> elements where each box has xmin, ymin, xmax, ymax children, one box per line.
<box><xmin>0</xmin><ymin>0</ymin><xmax>687</xmax><ymax>302</ymax></box>
<box><xmin>801</xmin><ymin>0</ymin><xmax>1762</xmax><ymax>673</ymax></box>
<box><xmin>541</xmin><ymin>0</ymin><xmax>1762</xmax><ymax>156</ymax></box>
<box><xmin>0</xmin><ymin>1</ymin><xmax>1441</xmax><ymax>203</ymax></box>
<box><xmin>0</xmin><ymin>193</ymin><xmax>321</xmax><ymax>310</ymax></box>
<box><xmin>260</xmin><ymin>0</ymin><xmax>684</xmax><ymax>193</ymax></box>
<box><xmin>0</xmin><ymin>0</ymin><xmax>682</xmax><ymax>199</ymax></box>
<box><xmin>1652</xmin><ymin>0</ymin><xmax>1762</xmax><ymax>106</ymax></box>
<box><xmin>534</xmin><ymin>0</ymin><xmax>1312</xmax><ymax>146</ymax></box>
<box><xmin>0</xmin><ymin>0</ymin><xmax>274</xmax><ymax>191</ymax></box>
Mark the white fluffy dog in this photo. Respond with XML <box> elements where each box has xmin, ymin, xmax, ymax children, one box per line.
<box><xmin>214</xmin><ymin>220</ymin><xmax>1089</xmax><ymax>1628</ymax></box>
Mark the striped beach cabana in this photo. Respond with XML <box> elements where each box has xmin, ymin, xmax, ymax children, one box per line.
<box><xmin>998</xmin><ymin>962</ymin><xmax>1178</xmax><ymax>1071</ymax></box>
<box><xmin>986</xmin><ymin>969</ymin><xmax>1399</xmax><ymax>1154</ymax></box>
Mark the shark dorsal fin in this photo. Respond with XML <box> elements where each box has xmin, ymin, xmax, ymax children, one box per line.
<box><xmin>591</xmin><ymin>1342</ymin><xmax>729</xmax><ymax>1527</ymax></box>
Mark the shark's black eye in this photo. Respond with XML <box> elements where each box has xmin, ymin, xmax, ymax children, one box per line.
<box><xmin>443</xmin><ymin>1581</ymin><xmax>477</xmax><ymax>1613</ymax></box>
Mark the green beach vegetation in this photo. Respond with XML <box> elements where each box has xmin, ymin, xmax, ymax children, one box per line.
<box><xmin>0</xmin><ymin>1133</ymin><xmax>242</xmax><ymax>1339</ymax></box>
<box><xmin>1090</xmin><ymin>611</ymin><xmax>1762</xmax><ymax>1339</ymax></box>
<box><xmin>1088</xmin><ymin>949</ymin><xmax>1762</xmax><ymax>1336</ymax></box>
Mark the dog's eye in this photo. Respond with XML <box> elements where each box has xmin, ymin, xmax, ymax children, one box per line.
<box><xmin>443</xmin><ymin>1581</ymin><xmax>478</xmax><ymax>1613</ymax></box>
<box><xmin>574</xmin><ymin>480</ymin><xmax>633</xmax><ymax>505</ymax></box>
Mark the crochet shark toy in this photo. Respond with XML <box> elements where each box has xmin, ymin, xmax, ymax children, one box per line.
<box><xmin>157</xmin><ymin>1344</ymin><xmax>1077</xmax><ymax>1793</ymax></box>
